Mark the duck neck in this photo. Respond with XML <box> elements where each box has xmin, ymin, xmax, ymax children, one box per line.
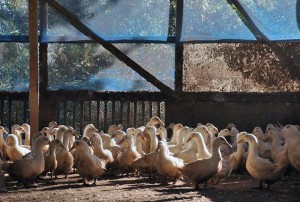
<box><xmin>128</xmin><ymin>139</ymin><xmax>136</xmax><ymax>152</ymax></box>
<box><xmin>170</xmin><ymin>128</ymin><xmax>178</xmax><ymax>144</ymax></box>
<box><xmin>35</xmin><ymin>145</ymin><xmax>45</xmax><ymax>162</ymax></box>
<box><xmin>271</xmin><ymin>134</ymin><xmax>281</xmax><ymax>151</ymax></box>
<box><xmin>62</xmin><ymin>134</ymin><xmax>71</xmax><ymax>149</ymax></box>
<box><xmin>48</xmin><ymin>144</ymin><xmax>57</xmax><ymax>158</ymax></box>
<box><xmin>176</xmin><ymin>132</ymin><xmax>184</xmax><ymax>146</ymax></box>
<box><xmin>0</xmin><ymin>133</ymin><xmax>7</xmax><ymax>146</ymax></box>
<box><xmin>150</xmin><ymin>133</ymin><xmax>158</xmax><ymax>152</ymax></box>
<box><xmin>93</xmin><ymin>139</ymin><xmax>105</xmax><ymax>155</ymax></box>
<box><xmin>237</xmin><ymin>140</ymin><xmax>245</xmax><ymax>153</ymax></box>
<box><xmin>136</xmin><ymin>138</ymin><xmax>144</xmax><ymax>154</ymax></box>
<box><xmin>14</xmin><ymin>131</ymin><xmax>23</xmax><ymax>146</ymax></box>
<box><xmin>247</xmin><ymin>140</ymin><xmax>258</xmax><ymax>158</ymax></box>
<box><xmin>211</xmin><ymin>143</ymin><xmax>222</xmax><ymax>160</ymax></box>
<box><xmin>195</xmin><ymin>136</ymin><xmax>210</xmax><ymax>156</ymax></box>
<box><xmin>159</xmin><ymin>146</ymin><xmax>169</xmax><ymax>158</ymax></box>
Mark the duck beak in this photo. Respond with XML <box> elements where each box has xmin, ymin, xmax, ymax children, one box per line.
<box><xmin>118</xmin><ymin>138</ymin><xmax>125</xmax><ymax>145</ymax></box>
<box><xmin>86</xmin><ymin>140</ymin><xmax>92</xmax><ymax>147</ymax></box>
<box><xmin>69</xmin><ymin>145</ymin><xmax>75</xmax><ymax>152</ymax></box>
<box><xmin>224</xmin><ymin>141</ymin><xmax>232</xmax><ymax>149</ymax></box>
<box><xmin>60</xmin><ymin>144</ymin><xmax>67</xmax><ymax>150</ymax></box>
<box><xmin>186</xmin><ymin>136</ymin><xmax>192</xmax><ymax>143</ymax></box>
<box><xmin>73</xmin><ymin>132</ymin><xmax>80</xmax><ymax>139</ymax></box>
<box><xmin>156</xmin><ymin>144</ymin><xmax>161</xmax><ymax>152</ymax></box>
<box><xmin>111</xmin><ymin>133</ymin><xmax>117</xmax><ymax>138</ymax></box>
<box><xmin>142</xmin><ymin>134</ymin><xmax>147</xmax><ymax>141</ymax></box>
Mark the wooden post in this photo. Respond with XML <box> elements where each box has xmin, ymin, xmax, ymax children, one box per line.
<box><xmin>28</xmin><ymin>0</ymin><xmax>39</xmax><ymax>135</ymax></box>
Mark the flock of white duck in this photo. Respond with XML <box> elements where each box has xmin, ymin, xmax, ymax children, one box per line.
<box><xmin>0</xmin><ymin>117</ymin><xmax>299</xmax><ymax>190</ymax></box>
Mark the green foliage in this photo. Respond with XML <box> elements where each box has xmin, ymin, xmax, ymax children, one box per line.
<box><xmin>0</xmin><ymin>0</ymin><xmax>28</xmax><ymax>35</ymax></box>
<box><xmin>0</xmin><ymin>43</ymin><xmax>29</xmax><ymax>91</ymax></box>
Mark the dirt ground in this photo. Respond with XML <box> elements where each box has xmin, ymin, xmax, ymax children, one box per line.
<box><xmin>0</xmin><ymin>171</ymin><xmax>300</xmax><ymax>202</ymax></box>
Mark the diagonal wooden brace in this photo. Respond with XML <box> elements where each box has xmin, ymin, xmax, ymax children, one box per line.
<box><xmin>46</xmin><ymin>0</ymin><xmax>174</xmax><ymax>94</ymax></box>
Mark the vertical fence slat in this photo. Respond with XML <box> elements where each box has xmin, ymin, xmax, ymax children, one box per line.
<box><xmin>120</xmin><ymin>101</ymin><xmax>123</xmax><ymax>126</ymax></box>
<box><xmin>142</xmin><ymin>102</ymin><xmax>145</xmax><ymax>126</ymax></box>
<box><xmin>157</xmin><ymin>102</ymin><xmax>161</xmax><ymax>118</ymax></box>
<box><xmin>127</xmin><ymin>102</ymin><xmax>130</xmax><ymax>128</ymax></box>
<box><xmin>112</xmin><ymin>101</ymin><xmax>115</xmax><ymax>125</ymax></box>
<box><xmin>89</xmin><ymin>101</ymin><xmax>92</xmax><ymax>124</ymax></box>
<box><xmin>80</xmin><ymin>101</ymin><xmax>83</xmax><ymax>134</ymax></box>
<box><xmin>134</xmin><ymin>101</ymin><xmax>137</xmax><ymax>127</ymax></box>
<box><xmin>149</xmin><ymin>101</ymin><xmax>152</xmax><ymax>118</ymax></box>
<box><xmin>8</xmin><ymin>98</ymin><xmax>12</xmax><ymax>131</ymax></box>
<box><xmin>63</xmin><ymin>101</ymin><xmax>67</xmax><ymax>125</ymax></box>
<box><xmin>104</xmin><ymin>101</ymin><xmax>107</xmax><ymax>131</ymax></box>
<box><xmin>23</xmin><ymin>100</ymin><xmax>27</xmax><ymax>123</ymax></box>
<box><xmin>72</xmin><ymin>101</ymin><xmax>76</xmax><ymax>129</ymax></box>
<box><xmin>15</xmin><ymin>101</ymin><xmax>19</xmax><ymax>124</ymax></box>
<box><xmin>97</xmin><ymin>100</ymin><xmax>100</xmax><ymax>129</ymax></box>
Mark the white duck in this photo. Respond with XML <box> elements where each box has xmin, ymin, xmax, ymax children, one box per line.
<box><xmin>181</xmin><ymin>132</ymin><xmax>211</xmax><ymax>161</ymax></box>
<box><xmin>237</xmin><ymin>133</ymin><xmax>286</xmax><ymax>188</ymax></box>
<box><xmin>135</xmin><ymin>132</ymin><xmax>146</xmax><ymax>157</ymax></box>
<box><xmin>146</xmin><ymin>116</ymin><xmax>165</xmax><ymax>128</ymax></box>
<box><xmin>83</xmin><ymin>124</ymin><xmax>96</xmax><ymax>137</ymax></box>
<box><xmin>179</xmin><ymin>137</ymin><xmax>231</xmax><ymax>189</ymax></box>
<box><xmin>107</xmin><ymin>124</ymin><xmax>118</xmax><ymax>136</ymax></box>
<box><xmin>3</xmin><ymin>136</ymin><xmax>50</xmax><ymax>188</ymax></box>
<box><xmin>21</xmin><ymin>123</ymin><xmax>30</xmax><ymax>146</ymax></box>
<box><xmin>90</xmin><ymin>133</ymin><xmax>114</xmax><ymax>164</ymax></box>
<box><xmin>117</xmin><ymin>134</ymin><xmax>141</xmax><ymax>175</ymax></box>
<box><xmin>282</xmin><ymin>124</ymin><xmax>300</xmax><ymax>172</ymax></box>
<box><xmin>6</xmin><ymin>134</ymin><xmax>31</xmax><ymax>161</ymax></box>
<box><xmin>156</xmin><ymin>140</ymin><xmax>184</xmax><ymax>184</ymax></box>
<box><xmin>55</xmin><ymin>128</ymin><xmax>75</xmax><ymax>178</ymax></box>
<box><xmin>168</xmin><ymin>123</ymin><xmax>183</xmax><ymax>145</ymax></box>
<box><xmin>111</xmin><ymin>130</ymin><xmax>126</xmax><ymax>145</ymax></box>
<box><xmin>156</xmin><ymin>125</ymin><xmax>168</xmax><ymax>142</ymax></box>
<box><xmin>143</xmin><ymin>126</ymin><xmax>158</xmax><ymax>153</ymax></box>
<box><xmin>252</xmin><ymin>127</ymin><xmax>271</xmax><ymax>159</ymax></box>
<box><xmin>13</xmin><ymin>126</ymin><xmax>29</xmax><ymax>147</ymax></box>
<box><xmin>267</xmin><ymin>130</ymin><xmax>285</xmax><ymax>162</ymax></box>
<box><xmin>168</xmin><ymin>127</ymin><xmax>190</xmax><ymax>155</ymax></box>
<box><xmin>70</xmin><ymin>140</ymin><xmax>106</xmax><ymax>185</ymax></box>
<box><xmin>195</xmin><ymin>125</ymin><xmax>214</xmax><ymax>148</ymax></box>
<box><xmin>0</xmin><ymin>126</ymin><xmax>9</xmax><ymax>160</ymax></box>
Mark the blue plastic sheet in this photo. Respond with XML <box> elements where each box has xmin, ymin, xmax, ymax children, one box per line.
<box><xmin>239</xmin><ymin>0</ymin><xmax>300</xmax><ymax>40</ymax></box>
<box><xmin>181</xmin><ymin>0</ymin><xmax>256</xmax><ymax>41</ymax></box>
<box><xmin>48</xmin><ymin>43</ymin><xmax>174</xmax><ymax>92</ymax></box>
<box><xmin>44</xmin><ymin>0</ymin><xmax>170</xmax><ymax>42</ymax></box>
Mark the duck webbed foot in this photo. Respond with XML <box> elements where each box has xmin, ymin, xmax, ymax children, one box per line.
<box><xmin>93</xmin><ymin>179</ymin><xmax>97</xmax><ymax>186</ymax></box>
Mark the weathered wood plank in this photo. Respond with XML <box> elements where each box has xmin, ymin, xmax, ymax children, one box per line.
<box><xmin>29</xmin><ymin>0</ymin><xmax>39</xmax><ymax>135</ymax></box>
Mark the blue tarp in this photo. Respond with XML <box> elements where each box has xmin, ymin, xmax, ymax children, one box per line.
<box><xmin>181</xmin><ymin>0</ymin><xmax>256</xmax><ymax>41</ymax></box>
<box><xmin>239</xmin><ymin>0</ymin><xmax>300</xmax><ymax>40</ymax></box>
<box><xmin>45</xmin><ymin>0</ymin><xmax>170</xmax><ymax>42</ymax></box>
<box><xmin>1</xmin><ymin>0</ymin><xmax>300</xmax><ymax>42</ymax></box>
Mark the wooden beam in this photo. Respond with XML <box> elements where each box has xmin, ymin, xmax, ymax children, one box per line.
<box><xmin>226</xmin><ymin>0</ymin><xmax>269</xmax><ymax>41</ymax></box>
<box><xmin>46</xmin><ymin>0</ymin><xmax>173</xmax><ymax>94</ymax></box>
<box><xmin>28</xmin><ymin>0</ymin><xmax>39</xmax><ymax>135</ymax></box>
<box><xmin>175</xmin><ymin>0</ymin><xmax>184</xmax><ymax>92</ymax></box>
